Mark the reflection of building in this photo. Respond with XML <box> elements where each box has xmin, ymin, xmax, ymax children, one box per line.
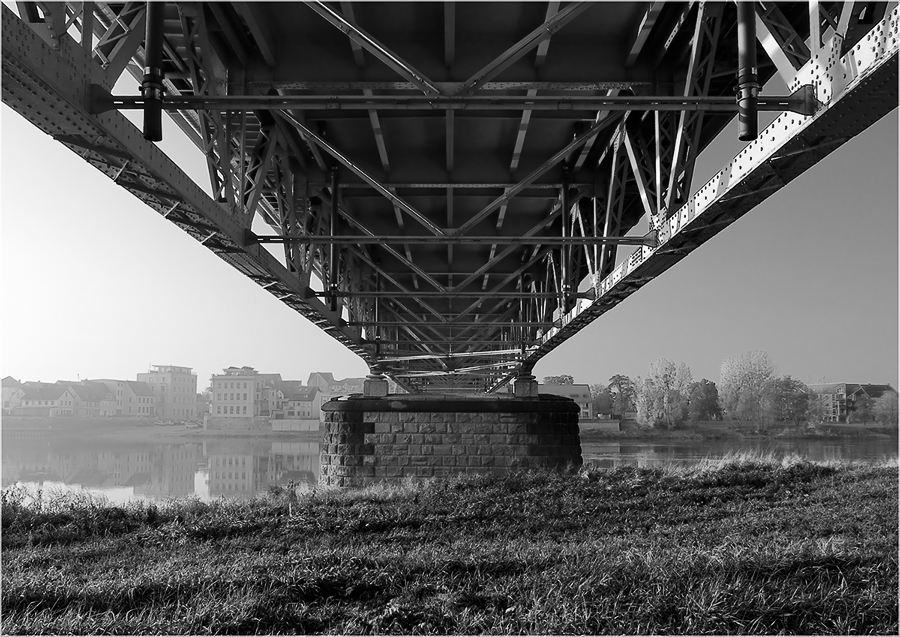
<box><xmin>207</xmin><ymin>453</ymin><xmax>265</xmax><ymax>497</ymax></box>
<box><xmin>132</xmin><ymin>446</ymin><xmax>199</xmax><ymax>498</ymax></box>
<box><xmin>267</xmin><ymin>441</ymin><xmax>320</xmax><ymax>488</ymax></box>
<box><xmin>540</xmin><ymin>383</ymin><xmax>594</xmax><ymax>421</ymax></box>
<box><xmin>808</xmin><ymin>383</ymin><xmax>899</xmax><ymax>422</ymax></box>
<box><xmin>137</xmin><ymin>365</ymin><xmax>198</xmax><ymax>419</ymax></box>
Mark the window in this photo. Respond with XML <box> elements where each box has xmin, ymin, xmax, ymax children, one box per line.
<box><xmin>243</xmin><ymin>393</ymin><xmax>247</xmax><ymax>400</ymax></box>
<box><xmin>242</xmin><ymin>406</ymin><xmax>247</xmax><ymax>414</ymax></box>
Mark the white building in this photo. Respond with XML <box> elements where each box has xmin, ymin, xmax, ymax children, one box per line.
<box><xmin>136</xmin><ymin>364</ymin><xmax>198</xmax><ymax>419</ymax></box>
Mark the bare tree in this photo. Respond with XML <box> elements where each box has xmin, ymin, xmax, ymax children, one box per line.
<box><xmin>635</xmin><ymin>359</ymin><xmax>693</xmax><ymax>429</ymax></box>
<box><xmin>719</xmin><ymin>350</ymin><xmax>776</xmax><ymax>424</ymax></box>
<box><xmin>874</xmin><ymin>392</ymin><xmax>899</xmax><ymax>425</ymax></box>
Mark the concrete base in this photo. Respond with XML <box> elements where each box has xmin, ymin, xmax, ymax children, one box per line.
<box><xmin>320</xmin><ymin>393</ymin><xmax>582</xmax><ymax>488</ymax></box>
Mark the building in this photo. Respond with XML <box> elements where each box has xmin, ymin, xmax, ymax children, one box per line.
<box><xmin>12</xmin><ymin>384</ymin><xmax>70</xmax><ymax>417</ymax></box>
<box><xmin>210</xmin><ymin>366</ymin><xmax>272</xmax><ymax>418</ymax></box>
<box><xmin>307</xmin><ymin>372</ymin><xmax>366</xmax><ymax>416</ymax></box>
<box><xmin>539</xmin><ymin>383</ymin><xmax>595</xmax><ymax>422</ymax></box>
<box><xmin>2</xmin><ymin>376</ymin><xmax>22</xmax><ymax>413</ymax></box>
<box><xmin>136</xmin><ymin>365</ymin><xmax>198</xmax><ymax>419</ymax></box>
<box><xmin>807</xmin><ymin>383</ymin><xmax>899</xmax><ymax>422</ymax></box>
<box><xmin>91</xmin><ymin>379</ymin><xmax>158</xmax><ymax>417</ymax></box>
<box><xmin>66</xmin><ymin>382</ymin><xmax>117</xmax><ymax>417</ymax></box>
<box><xmin>280</xmin><ymin>387</ymin><xmax>320</xmax><ymax>419</ymax></box>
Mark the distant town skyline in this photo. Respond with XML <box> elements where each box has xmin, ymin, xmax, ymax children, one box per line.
<box><xmin>1</xmin><ymin>58</ymin><xmax>897</xmax><ymax>390</ymax></box>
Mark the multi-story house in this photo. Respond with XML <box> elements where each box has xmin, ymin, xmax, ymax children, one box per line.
<box><xmin>13</xmin><ymin>384</ymin><xmax>69</xmax><ymax>417</ymax></box>
<box><xmin>2</xmin><ymin>376</ymin><xmax>22</xmax><ymax>413</ymax></box>
<box><xmin>136</xmin><ymin>365</ymin><xmax>198</xmax><ymax>419</ymax></box>
<box><xmin>307</xmin><ymin>372</ymin><xmax>366</xmax><ymax>416</ymax></box>
<box><xmin>67</xmin><ymin>382</ymin><xmax>117</xmax><ymax>417</ymax></box>
<box><xmin>808</xmin><ymin>383</ymin><xmax>899</xmax><ymax>422</ymax></box>
<box><xmin>211</xmin><ymin>366</ymin><xmax>265</xmax><ymax>418</ymax></box>
<box><xmin>281</xmin><ymin>387</ymin><xmax>319</xmax><ymax>419</ymax></box>
<box><xmin>539</xmin><ymin>383</ymin><xmax>595</xmax><ymax>422</ymax></box>
<box><xmin>91</xmin><ymin>379</ymin><xmax>157</xmax><ymax>416</ymax></box>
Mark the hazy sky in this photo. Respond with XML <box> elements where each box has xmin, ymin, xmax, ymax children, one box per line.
<box><xmin>1</xmin><ymin>32</ymin><xmax>897</xmax><ymax>391</ymax></box>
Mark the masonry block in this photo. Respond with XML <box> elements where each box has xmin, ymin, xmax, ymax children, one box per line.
<box><xmin>321</xmin><ymin>394</ymin><xmax>581</xmax><ymax>487</ymax></box>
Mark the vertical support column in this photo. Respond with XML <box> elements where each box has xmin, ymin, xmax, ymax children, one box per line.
<box><xmin>329</xmin><ymin>167</ymin><xmax>339</xmax><ymax>312</ymax></box>
<box><xmin>142</xmin><ymin>1</ymin><xmax>165</xmax><ymax>142</ymax></box>
<box><xmin>560</xmin><ymin>163</ymin><xmax>571</xmax><ymax>312</ymax></box>
<box><xmin>736</xmin><ymin>1</ymin><xmax>759</xmax><ymax>141</ymax></box>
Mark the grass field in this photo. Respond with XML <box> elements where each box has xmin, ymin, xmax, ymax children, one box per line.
<box><xmin>2</xmin><ymin>454</ymin><xmax>897</xmax><ymax>634</ymax></box>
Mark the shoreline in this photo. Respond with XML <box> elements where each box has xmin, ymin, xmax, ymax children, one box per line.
<box><xmin>3</xmin><ymin>417</ymin><xmax>896</xmax><ymax>444</ymax></box>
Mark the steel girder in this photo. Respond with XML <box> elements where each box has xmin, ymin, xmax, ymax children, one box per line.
<box><xmin>3</xmin><ymin>2</ymin><xmax>897</xmax><ymax>394</ymax></box>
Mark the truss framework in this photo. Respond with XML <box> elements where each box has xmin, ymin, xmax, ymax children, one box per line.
<box><xmin>3</xmin><ymin>2</ymin><xmax>897</xmax><ymax>393</ymax></box>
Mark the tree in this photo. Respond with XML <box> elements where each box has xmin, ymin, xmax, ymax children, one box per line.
<box><xmin>634</xmin><ymin>359</ymin><xmax>693</xmax><ymax>429</ymax></box>
<box><xmin>589</xmin><ymin>384</ymin><xmax>613</xmax><ymax>416</ymax></box>
<box><xmin>719</xmin><ymin>350</ymin><xmax>776</xmax><ymax>423</ymax></box>
<box><xmin>848</xmin><ymin>394</ymin><xmax>873</xmax><ymax>424</ymax></box>
<box><xmin>874</xmin><ymin>392</ymin><xmax>899</xmax><ymax>425</ymax></box>
<box><xmin>764</xmin><ymin>376</ymin><xmax>809</xmax><ymax>426</ymax></box>
<box><xmin>806</xmin><ymin>390</ymin><xmax>828</xmax><ymax>425</ymax></box>
<box><xmin>607</xmin><ymin>374</ymin><xmax>635</xmax><ymax>417</ymax></box>
<box><xmin>543</xmin><ymin>374</ymin><xmax>574</xmax><ymax>385</ymax></box>
<box><xmin>687</xmin><ymin>379</ymin><xmax>721</xmax><ymax>422</ymax></box>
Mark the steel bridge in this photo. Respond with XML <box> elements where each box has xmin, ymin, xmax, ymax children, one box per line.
<box><xmin>3</xmin><ymin>2</ymin><xmax>897</xmax><ymax>394</ymax></box>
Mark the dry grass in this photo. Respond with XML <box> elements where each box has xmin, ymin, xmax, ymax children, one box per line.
<box><xmin>2</xmin><ymin>454</ymin><xmax>897</xmax><ymax>634</ymax></box>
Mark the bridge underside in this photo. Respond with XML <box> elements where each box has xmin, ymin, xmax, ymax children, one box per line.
<box><xmin>3</xmin><ymin>2</ymin><xmax>898</xmax><ymax>394</ymax></box>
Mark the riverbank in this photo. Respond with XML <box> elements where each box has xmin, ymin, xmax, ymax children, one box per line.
<box><xmin>2</xmin><ymin>456</ymin><xmax>896</xmax><ymax>634</ymax></box>
<box><xmin>581</xmin><ymin>420</ymin><xmax>899</xmax><ymax>442</ymax></box>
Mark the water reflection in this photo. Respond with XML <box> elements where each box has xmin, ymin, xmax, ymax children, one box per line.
<box><xmin>2</xmin><ymin>429</ymin><xmax>896</xmax><ymax>503</ymax></box>
<box><xmin>582</xmin><ymin>438</ymin><xmax>898</xmax><ymax>469</ymax></box>
<box><xmin>1</xmin><ymin>432</ymin><xmax>321</xmax><ymax>504</ymax></box>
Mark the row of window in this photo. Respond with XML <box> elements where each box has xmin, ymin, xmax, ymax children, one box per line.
<box><xmin>217</xmin><ymin>405</ymin><xmax>248</xmax><ymax>415</ymax></box>
<box><xmin>214</xmin><ymin>381</ymin><xmax>255</xmax><ymax>390</ymax></box>
<box><xmin>216</xmin><ymin>392</ymin><xmax>249</xmax><ymax>401</ymax></box>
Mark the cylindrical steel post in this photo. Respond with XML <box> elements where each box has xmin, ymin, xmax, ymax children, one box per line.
<box><xmin>560</xmin><ymin>164</ymin><xmax>571</xmax><ymax>310</ymax></box>
<box><xmin>329</xmin><ymin>168</ymin><xmax>339</xmax><ymax>313</ymax></box>
<box><xmin>142</xmin><ymin>2</ymin><xmax>165</xmax><ymax>141</ymax></box>
<box><xmin>736</xmin><ymin>1</ymin><xmax>759</xmax><ymax>141</ymax></box>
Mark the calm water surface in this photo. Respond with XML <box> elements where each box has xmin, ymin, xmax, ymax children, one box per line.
<box><xmin>2</xmin><ymin>426</ymin><xmax>896</xmax><ymax>504</ymax></box>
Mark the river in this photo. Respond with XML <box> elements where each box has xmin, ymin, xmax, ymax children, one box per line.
<box><xmin>2</xmin><ymin>427</ymin><xmax>896</xmax><ymax>504</ymax></box>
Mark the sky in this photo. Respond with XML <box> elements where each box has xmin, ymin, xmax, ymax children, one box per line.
<box><xmin>1</xmin><ymin>22</ymin><xmax>897</xmax><ymax>391</ymax></box>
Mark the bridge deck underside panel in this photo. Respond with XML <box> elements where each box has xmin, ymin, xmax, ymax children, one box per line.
<box><xmin>2</xmin><ymin>2</ymin><xmax>897</xmax><ymax>393</ymax></box>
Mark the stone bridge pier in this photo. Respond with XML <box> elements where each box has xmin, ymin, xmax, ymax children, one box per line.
<box><xmin>320</xmin><ymin>394</ymin><xmax>582</xmax><ymax>488</ymax></box>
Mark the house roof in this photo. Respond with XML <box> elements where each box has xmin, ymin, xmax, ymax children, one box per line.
<box><xmin>274</xmin><ymin>380</ymin><xmax>304</xmax><ymax>394</ymax></box>
<box><xmin>807</xmin><ymin>383</ymin><xmax>845</xmax><ymax>394</ymax></box>
<box><xmin>308</xmin><ymin>372</ymin><xmax>335</xmax><ymax>384</ymax></box>
<box><xmin>285</xmin><ymin>387</ymin><xmax>319</xmax><ymax>402</ymax></box>
<box><xmin>540</xmin><ymin>383</ymin><xmax>593</xmax><ymax>401</ymax></box>
<box><xmin>1</xmin><ymin>376</ymin><xmax>21</xmax><ymax>387</ymax></box>
<box><xmin>68</xmin><ymin>382</ymin><xmax>114</xmax><ymax>402</ymax></box>
<box><xmin>126</xmin><ymin>381</ymin><xmax>156</xmax><ymax>397</ymax></box>
<box><xmin>858</xmin><ymin>384</ymin><xmax>898</xmax><ymax>400</ymax></box>
<box><xmin>20</xmin><ymin>384</ymin><xmax>68</xmax><ymax>401</ymax></box>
